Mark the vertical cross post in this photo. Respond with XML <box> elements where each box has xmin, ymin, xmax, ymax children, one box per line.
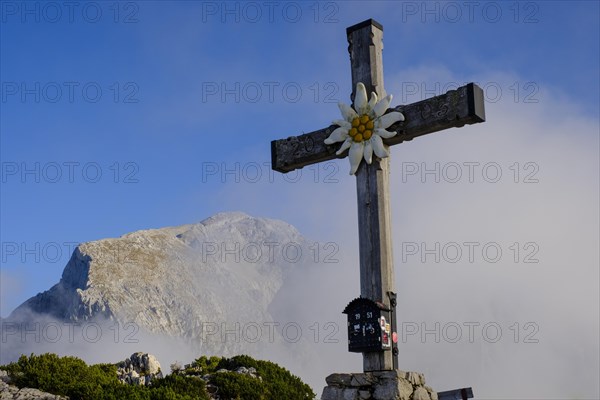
<box><xmin>271</xmin><ymin>18</ymin><xmax>485</xmax><ymax>374</ymax></box>
<box><xmin>348</xmin><ymin>19</ymin><xmax>395</xmax><ymax>372</ymax></box>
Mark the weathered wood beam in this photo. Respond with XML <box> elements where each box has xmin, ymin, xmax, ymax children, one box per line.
<box><xmin>271</xmin><ymin>83</ymin><xmax>485</xmax><ymax>173</ymax></box>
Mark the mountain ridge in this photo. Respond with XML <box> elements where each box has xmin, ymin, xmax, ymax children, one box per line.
<box><xmin>7</xmin><ymin>212</ymin><xmax>313</xmax><ymax>351</ymax></box>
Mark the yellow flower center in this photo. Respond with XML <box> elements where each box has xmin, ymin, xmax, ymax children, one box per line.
<box><xmin>349</xmin><ymin>114</ymin><xmax>374</xmax><ymax>142</ymax></box>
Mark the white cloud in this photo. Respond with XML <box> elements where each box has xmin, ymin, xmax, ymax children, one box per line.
<box><xmin>213</xmin><ymin>67</ymin><xmax>599</xmax><ymax>398</ymax></box>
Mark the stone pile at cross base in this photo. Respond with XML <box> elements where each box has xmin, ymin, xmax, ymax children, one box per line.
<box><xmin>321</xmin><ymin>370</ymin><xmax>438</xmax><ymax>400</ymax></box>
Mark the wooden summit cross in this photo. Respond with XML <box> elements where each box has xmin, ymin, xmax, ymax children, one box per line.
<box><xmin>271</xmin><ymin>19</ymin><xmax>485</xmax><ymax>372</ymax></box>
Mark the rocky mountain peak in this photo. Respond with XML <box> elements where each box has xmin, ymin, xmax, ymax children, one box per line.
<box><xmin>8</xmin><ymin>212</ymin><xmax>315</xmax><ymax>356</ymax></box>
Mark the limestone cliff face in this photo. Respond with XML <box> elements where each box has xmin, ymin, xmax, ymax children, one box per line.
<box><xmin>9</xmin><ymin>212</ymin><xmax>312</xmax><ymax>353</ymax></box>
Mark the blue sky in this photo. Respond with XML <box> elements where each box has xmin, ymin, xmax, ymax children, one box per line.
<box><xmin>1</xmin><ymin>1</ymin><xmax>599</xmax><ymax>398</ymax></box>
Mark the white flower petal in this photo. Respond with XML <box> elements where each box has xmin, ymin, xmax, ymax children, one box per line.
<box><xmin>371</xmin><ymin>135</ymin><xmax>389</xmax><ymax>159</ymax></box>
<box><xmin>324</xmin><ymin>127</ymin><xmax>348</xmax><ymax>144</ymax></box>
<box><xmin>373</xmin><ymin>94</ymin><xmax>393</xmax><ymax>117</ymax></box>
<box><xmin>349</xmin><ymin>142</ymin><xmax>364</xmax><ymax>175</ymax></box>
<box><xmin>335</xmin><ymin>138</ymin><xmax>352</xmax><ymax>155</ymax></box>
<box><xmin>354</xmin><ymin>83</ymin><xmax>368</xmax><ymax>115</ymax></box>
<box><xmin>367</xmin><ymin>92</ymin><xmax>378</xmax><ymax>115</ymax></box>
<box><xmin>363</xmin><ymin>141</ymin><xmax>373</xmax><ymax>164</ymax></box>
<box><xmin>375</xmin><ymin>128</ymin><xmax>397</xmax><ymax>139</ymax></box>
<box><xmin>376</xmin><ymin>111</ymin><xmax>405</xmax><ymax>129</ymax></box>
<box><xmin>332</xmin><ymin>119</ymin><xmax>352</xmax><ymax>129</ymax></box>
<box><xmin>338</xmin><ymin>102</ymin><xmax>358</xmax><ymax>121</ymax></box>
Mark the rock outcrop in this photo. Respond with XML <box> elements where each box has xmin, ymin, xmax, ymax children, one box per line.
<box><xmin>0</xmin><ymin>371</ymin><xmax>67</xmax><ymax>400</ymax></box>
<box><xmin>117</xmin><ymin>352</ymin><xmax>163</xmax><ymax>386</ymax></box>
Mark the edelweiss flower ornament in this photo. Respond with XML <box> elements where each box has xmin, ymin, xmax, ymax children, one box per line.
<box><xmin>325</xmin><ymin>83</ymin><xmax>404</xmax><ymax>175</ymax></box>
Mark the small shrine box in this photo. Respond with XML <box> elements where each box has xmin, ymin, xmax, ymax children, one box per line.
<box><xmin>343</xmin><ymin>297</ymin><xmax>392</xmax><ymax>353</ymax></box>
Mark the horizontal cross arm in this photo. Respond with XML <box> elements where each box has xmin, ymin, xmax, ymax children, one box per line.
<box><xmin>271</xmin><ymin>83</ymin><xmax>485</xmax><ymax>173</ymax></box>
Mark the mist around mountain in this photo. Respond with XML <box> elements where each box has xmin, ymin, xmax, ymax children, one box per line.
<box><xmin>1</xmin><ymin>212</ymin><xmax>355</xmax><ymax>393</ymax></box>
